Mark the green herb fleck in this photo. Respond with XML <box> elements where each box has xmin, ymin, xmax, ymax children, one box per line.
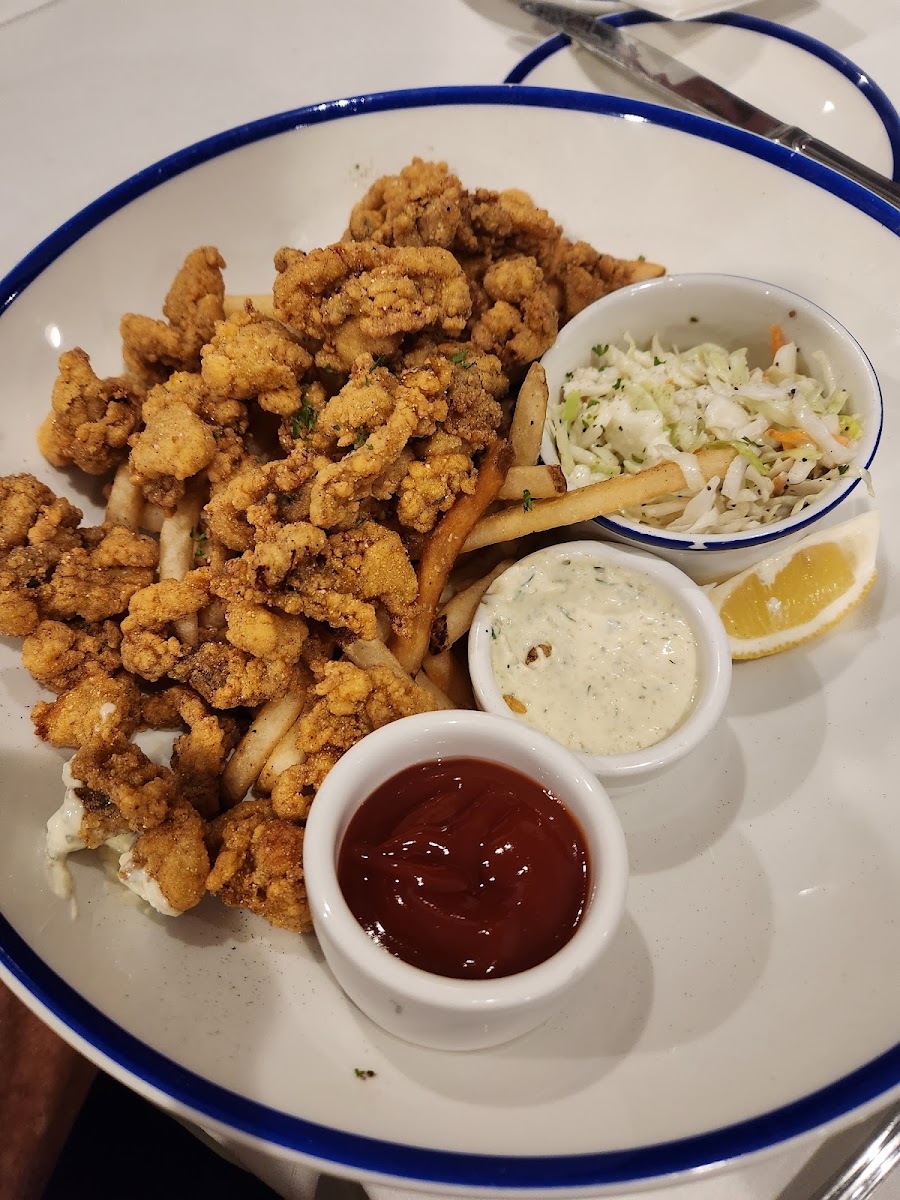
<box><xmin>192</xmin><ymin>532</ymin><xmax>207</xmax><ymax>558</ymax></box>
<box><xmin>637</xmin><ymin>254</ymin><xmax>646</xmax><ymax>262</ymax></box>
<box><xmin>450</xmin><ymin>349</ymin><xmax>475</xmax><ymax>368</ymax></box>
<box><xmin>291</xmin><ymin>394</ymin><xmax>317</xmax><ymax>438</ymax></box>
<box><xmin>653</xmin><ymin>356</ymin><xmax>663</xmax><ymax>367</ymax></box>
<box><xmin>353</xmin><ymin>429</ymin><xmax>369</xmax><ymax>449</ymax></box>
<box><xmin>612</xmin><ymin>377</ymin><xmax>623</xmax><ymax>391</ymax></box>
<box><xmin>354</xmin><ymin>1068</ymin><xmax>376</xmax><ymax>1080</ymax></box>
<box><xmin>592</xmin><ymin>343</ymin><xmax>609</xmax><ymax>358</ymax></box>
<box><xmin>838</xmin><ymin>464</ymin><xmax>849</xmax><ymax>474</ymax></box>
<box><xmin>490</xmin><ymin>625</ymin><xmax>499</xmax><ymax>641</ymax></box>
<box><xmin>332</xmin><ymin>423</ymin><xmax>341</xmax><ymax>431</ymax></box>
<box><xmin>522</xmin><ymin>489</ymin><xmax>533</xmax><ymax>512</ymax></box>
<box><xmin>689</xmin><ymin>315</ymin><xmax>699</xmax><ymax>323</ymax></box>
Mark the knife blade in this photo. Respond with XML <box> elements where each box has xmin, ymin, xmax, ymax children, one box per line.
<box><xmin>518</xmin><ymin>0</ymin><xmax>900</xmax><ymax>209</ymax></box>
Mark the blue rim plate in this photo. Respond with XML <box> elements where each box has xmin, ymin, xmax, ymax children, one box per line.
<box><xmin>1</xmin><ymin>86</ymin><xmax>899</xmax><ymax>1193</ymax></box>
<box><xmin>505</xmin><ymin>11</ymin><xmax>900</xmax><ymax>183</ymax></box>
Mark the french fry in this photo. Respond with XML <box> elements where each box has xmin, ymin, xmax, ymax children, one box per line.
<box><xmin>414</xmin><ymin>670</ymin><xmax>456</xmax><ymax>710</ymax></box>
<box><xmin>390</xmin><ymin>438</ymin><xmax>513</xmax><ymax>674</ymax></box>
<box><xmin>509</xmin><ymin>362</ymin><xmax>549</xmax><ymax>467</ymax></box>
<box><xmin>105</xmin><ymin>462</ymin><xmax>143</xmax><ymax>530</ymax></box>
<box><xmin>497</xmin><ymin>464</ymin><xmax>566</xmax><ymax>501</ymax></box>
<box><xmin>461</xmin><ymin>447</ymin><xmax>736</xmax><ymax>553</ymax></box>
<box><xmin>430</xmin><ymin>558</ymin><xmax>515</xmax><ymax>654</ymax></box>
<box><xmin>222</xmin><ymin>691</ymin><xmax>308</xmax><ymax>806</ymax></box>
<box><xmin>344</xmin><ymin>637</ymin><xmax>415</xmax><ymax>681</ymax></box>
<box><xmin>223</xmin><ymin>293</ymin><xmax>275</xmax><ymax>319</ymax></box>
<box><xmin>140</xmin><ymin>502</ymin><xmax>166</xmax><ymax>534</ymax></box>
<box><xmin>423</xmin><ymin>650</ymin><xmax>475</xmax><ymax>710</ymax></box>
<box><xmin>159</xmin><ymin>486</ymin><xmax>206</xmax><ymax>646</ymax></box>
<box><xmin>258</xmin><ymin>717</ymin><xmax>306</xmax><ymax>794</ymax></box>
<box><xmin>344</xmin><ymin>636</ymin><xmax>457</xmax><ymax>713</ymax></box>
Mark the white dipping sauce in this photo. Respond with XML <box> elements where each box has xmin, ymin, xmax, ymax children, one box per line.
<box><xmin>484</xmin><ymin>552</ymin><xmax>698</xmax><ymax>755</ymax></box>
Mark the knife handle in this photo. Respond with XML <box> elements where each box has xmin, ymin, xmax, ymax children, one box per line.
<box><xmin>776</xmin><ymin>128</ymin><xmax>900</xmax><ymax>210</ymax></box>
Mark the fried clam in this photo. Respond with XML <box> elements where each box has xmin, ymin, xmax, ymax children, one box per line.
<box><xmin>272</xmin><ymin>241</ymin><xmax>472</xmax><ymax>373</ymax></box>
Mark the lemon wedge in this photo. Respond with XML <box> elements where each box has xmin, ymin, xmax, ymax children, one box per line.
<box><xmin>708</xmin><ymin>510</ymin><xmax>879</xmax><ymax>660</ymax></box>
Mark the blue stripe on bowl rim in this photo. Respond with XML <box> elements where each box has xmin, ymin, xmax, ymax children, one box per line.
<box><xmin>2</xmin><ymin>84</ymin><xmax>900</xmax><ymax>1190</ymax></box>
<box><xmin>504</xmin><ymin>10</ymin><xmax>900</xmax><ymax>183</ymax></box>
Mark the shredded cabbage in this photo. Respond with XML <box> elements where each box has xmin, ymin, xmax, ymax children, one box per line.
<box><xmin>547</xmin><ymin>335</ymin><xmax>865</xmax><ymax>534</ymax></box>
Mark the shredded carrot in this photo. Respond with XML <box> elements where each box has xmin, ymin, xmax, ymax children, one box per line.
<box><xmin>767</xmin><ymin>428</ymin><xmax>811</xmax><ymax>448</ymax></box>
<box><xmin>770</xmin><ymin>324</ymin><xmax>786</xmax><ymax>357</ymax></box>
<box><xmin>768</xmin><ymin>427</ymin><xmax>850</xmax><ymax>448</ymax></box>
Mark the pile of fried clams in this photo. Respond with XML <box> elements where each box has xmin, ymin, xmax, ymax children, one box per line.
<box><xmin>0</xmin><ymin>159</ymin><xmax>662</xmax><ymax>933</ymax></box>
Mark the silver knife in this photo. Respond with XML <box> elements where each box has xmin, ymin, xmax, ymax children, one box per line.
<box><xmin>518</xmin><ymin>0</ymin><xmax>900</xmax><ymax>209</ymax></box>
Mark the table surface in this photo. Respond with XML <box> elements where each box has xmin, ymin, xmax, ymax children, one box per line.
<box><xmin>2</xmin><ymin>2</ymin><xmax>900</xmax><ymax>1197</ymax></box>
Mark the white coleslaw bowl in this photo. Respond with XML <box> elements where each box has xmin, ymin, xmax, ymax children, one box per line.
<box><xmin>468</xmin><ymin>540</ymin><xmax>732</xmax><ymax>788</ymax></box>
<box><xmin>539</xmin><ymin>273</ymin><xmax>882</xmax><ymax>584</ymax></box>
<box><xmin>303</xmin><ymin>709</ymin><xmax>629</xmax><ymax>1051</ymax></box>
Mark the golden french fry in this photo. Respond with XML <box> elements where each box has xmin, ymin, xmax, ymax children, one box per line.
<box><xmin>509</xmin><ymin>362</ymin><xmax>549</xmax><ymax>468</ymax></box>
<box><xmin>430</xmin><ymin>558</ymin><xmax>515</xmax><ymax>654</ymax></box>
<box><xmin>413</xmin><ymin>670</ymin><xmax>456</xmax><ymax>710</ymax></box>
<box><xmin>423</xmin><ymin>650</ymin><xmax>475</xmax><ymax>710</ymax></box>
<box><xmin>258</xmin><ymin>717</ymin><xmax>306</xmax><ymax>794</ymax></box>
<box><xmin>344</xmin><ymin>637</ymin><xmax>415</xmax><ymax>680</ymax></box>
<box><xmin>222</xmin><ymin>690</ymin><xmax>308</xmax><ymax>806</ymax></box>
<box><xmin>140</xmin><ymin>502</ymin><xmax>166</xmax><ymax>534</ymax></box>
<box><xmin>105</xmin><ymin>462</ymin><xmax>143</xmax><ymax>530</ymax></box>
<box><xmin>159</xmin><ymin>486</ymin><xmax>206</xmax><ymax>646</ymax></box>
<box><xmin>390</xmin><ymin>439</ymin><xmax>513</xmax><ymax>674</ymax></box>
<box><xmin>497</xmin><ymin>464</ymin><xmax>566</xmax><ymax>501</ymax></box>
<box><xmin>223</xmin><ymin>293</ymin><xmax>275</xmax><ymax>319</ymax></box>
<box><xmin>461</xmin><ymin>447</ymin><xmax>736</xmax><ymax>553</ymax></box>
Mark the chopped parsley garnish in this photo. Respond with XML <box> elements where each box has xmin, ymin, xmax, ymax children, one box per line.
<box><xmin>838</xmin><ymin>464</ymin><xmax>849</xmax><ymax>474</ymax></box>
<box><xmin>192</xmin><ymin>532</ymin><xmax>207</xmax><ymax>558</ymax></box>
<box><xmin>291</xmin><ymin>394</ymin><xmax>317</xmax><ymax>438</ymax></box>
<box><xmin>637</xmin><ymin>254</ymin><xmax>646</xmax><ymax>262</ymax></box>
<box><xmin>612</xmin><ymin>377</ymin><xmax>623</xmax><ymax>391</ymax></box>
<box><xmin>653</xmin><ymin>356</ymin><xmax>663</xmax><ymax>366</ymax></box>
<box><xmin>353</xmin><ymin>1068</ymin><xmax>376</xmax><ymax>1080</ymax></box>
<box><xmin>592</xmin><ymin>343</ymin><xmax>609</xmax><ymax>358</ymax></box>
<box><xmin>353</xmin><ymin>429</ymin><xmax>369</xmax><ymax>449</ymax></box>
<box><xmin>450</xmin><ymin>349</ymin><xmax>475</xmax><ymax>368</ymax></box>
<box><xmin>522</xmin><ymin>489</ymin><xmax>533</xmax><ymax>512</ymax></box>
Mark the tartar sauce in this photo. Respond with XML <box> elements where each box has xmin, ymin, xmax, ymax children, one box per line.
<box><xmin>45</xmin><ymin>759</ymin><xmax>180</xmax><ymax>917</ymax></box>
<box><xmin>482</xmin><ymin>551</ymin><xmax>698</xmax><ymax>756</ymax></box>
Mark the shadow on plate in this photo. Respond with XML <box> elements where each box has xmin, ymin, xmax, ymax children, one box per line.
<box><xmin>358</xmin><ymin>912</ymin><xmax>654</xmax><ymax>1106</ymax></box>
<box><xmin>627</xmin><ymin>827</ymin><xmax>774</xmax><ymax>1051</ymax></box>
<box><xmin>614</xmin><ymin>718</ymin><xmax>745</xmax><ymax>873</ymax></box>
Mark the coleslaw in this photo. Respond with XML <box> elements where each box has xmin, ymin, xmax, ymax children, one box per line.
<box><xmin>547</xmin><ymin>333</ymin><xmax>865</xmax><ymax>535</ymax></box>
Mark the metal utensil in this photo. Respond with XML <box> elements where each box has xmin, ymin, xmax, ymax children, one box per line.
<box><xmin>799</xmin><ymin>1106</ymin><xmax>900</xmax><ymax>1200</ymax></box>
<box><xmin>518</xmin><ymin>0</ymin><xmax>900</xmax><ymax>209</ymax></box>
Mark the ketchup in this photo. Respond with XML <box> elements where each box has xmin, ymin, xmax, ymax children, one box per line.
<box><xmin>337</xmin><ymin>758</ymin><xmax>590</xmax><ymax>980</ymax></box>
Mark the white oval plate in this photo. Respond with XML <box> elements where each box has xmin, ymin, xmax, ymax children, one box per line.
<box><xmin>506</xmin><ymin>12</ymin><xmax>900</xmax><ymax>177</ymax></box>
<box><xmin>1</xmin><ymin>89</ymin><xmax>900</xmax><ymax>1197</ymax></box>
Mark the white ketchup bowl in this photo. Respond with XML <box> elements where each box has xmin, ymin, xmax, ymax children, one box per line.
<box><xmin>303</xmin><ymin>709</ymin><xmax>628</xmax><ymax>1052</ymax></box>
<box><xmin>468</xmin><ymin>540</ymin><xmax>732</xmax><ymax>789</ymax></box>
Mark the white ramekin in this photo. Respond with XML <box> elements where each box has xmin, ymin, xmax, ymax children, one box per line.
<box><xmin>467</xmin><ymin>540</ymin><xmax>732</xmax><ymax>789</ymax></box>
<box><xmin>539</xmin><ymin>273</ymin><xmax>883</xmax><ymax>584</ymax></box>
<box><xmin>303</xmin><ymin>710</ymin><xmax>628</xmax><ymax>1052</ymax></box>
